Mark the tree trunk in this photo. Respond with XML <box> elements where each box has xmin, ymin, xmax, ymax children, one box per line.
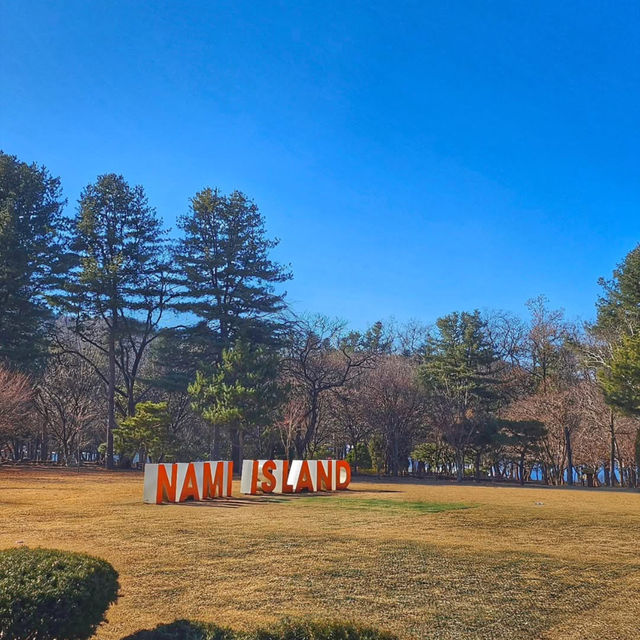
<box><xmin>603</xmin><ymin>463</ymin><xmax>610</xmax><ymax>487</ymax></box>
<box><xmin>231</xmin><ymin>427</ymin><xmax>242</xmax><ymax>469</ymax></box>
<box><xmin>128</xmin><ymin>392</ymin><xmax>136</xmax><ymax>418</ymax></box>
<box><xmin>519</xmin><ymin>451</ymin><xmax>526</xmax><ymax>486</ymax></box>
<box><xmin>455</xmin><ymin>448</ymin><xmax>464</xmax><ymax>482</ymax></box>
<box><xmin>564</xmin><ymin>427</ymin><xmax>574</xmax><ymax>486</ymax></box>
<box><xmin>609</xmin><ymin>410</ymin><xmax>617</xmax><ymax>487</ymax></box>
<box><xmin>392</xmin><ymin>429</ymin><xmax>399</xmax><ymax>477</ymax></box>
<box><xmin>634</xmin><ymin>428</ymin><xmax>640</xmax><ymax>488</ymax></box>
<box><xmin>40</xmin><ymin>432</ymin><xmax>48</xmax><ymax>462</ymax></box>
<box><xmin>106</xmin><ymin>309</ymin><xmax>116</xmax><ymax>470</ymax></box>
<box><xmin>211</xmin><ymin>425</ymin><xmax>220</xmax><ymax>460</ymax></box>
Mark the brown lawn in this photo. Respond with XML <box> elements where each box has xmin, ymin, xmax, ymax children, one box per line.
<box><xmin>1</xmin><ymin>468</ymin><xmax>639</xmax><ymax>639</ymax></box>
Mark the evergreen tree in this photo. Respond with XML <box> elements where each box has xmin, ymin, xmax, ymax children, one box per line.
<box><xmin>0</xmin><ymin>152</ymin><xmax>68</xmax><ymax>370</ymax></box>
<box><xmin>346</xmin><ymin>442</ymin><xmax>372</xmax><ymax>471</ymax></box>
<box><xmin>344</xmin><ymin>320</ymin><xmax>394</xmax><ymax>354</ymax></box>
<box><xmin>188</xmin><ymin>339</ymin><xmax>285</xmax><ymax>467</ymax></box>
<box><xmin>596</xmin><ymin>244</ymin><xmax>640</xmax><ymax>336</ymax></box>
<box><xmin>173</xmin><ymin>188</ymin><xmax>291</xmax><ymax>357</ymax></box>
<box><xmin>368</xmin><ymin>433</ymin><xmax>386</xmax><ymax>477</ymax></box>
<box><xmin>497</xmin><ymin>419</ymin><xmax>546</xmax><ymax>485</ymax></box>
<box><xmin>598</xmin><ymin>333</ymin><xmax>640</xmax><ymax>415</ymax></box>
<box><xmin>114</xmin><ymin>401</ymin><xmax>173</xmax><ymax>465</ymax></box>
<box><xmin>57</xmin><ymin>174</ymin><xmax>170</xmax><ymax>468</ymax></box>
<box><xmin>593</xmin><ymin>245</ymin><xmax>640</xmax><ymax>476</ymax></box>
<box><xmin>418</xmin><ymin>311</ymin><xmax>500</xmax><ymax>481</ymax></box>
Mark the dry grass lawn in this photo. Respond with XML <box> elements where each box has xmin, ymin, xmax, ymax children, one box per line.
<box><xmin>1</xmin><ymin>468</ymin><xmax>640</xmax><ymax>639</ymax></box>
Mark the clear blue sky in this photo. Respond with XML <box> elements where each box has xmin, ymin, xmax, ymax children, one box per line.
<box><xmin>2</xmin><ymin>1</ymin><xmax>639</xmax><ymax>329</ymax></box>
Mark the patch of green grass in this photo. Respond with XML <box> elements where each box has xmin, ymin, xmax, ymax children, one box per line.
<box><xmin>296</xmin><ymin>496</ymin><xmax>473</xmax><ymax>513</ymax></box>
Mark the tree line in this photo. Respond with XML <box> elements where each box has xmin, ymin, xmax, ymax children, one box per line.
<box><xmin>2</xmin><ymin>150</ymin><xmax>640</xmax><ymax>487</ymax></box>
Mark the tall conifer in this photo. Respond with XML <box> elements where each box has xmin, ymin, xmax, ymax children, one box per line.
<box><xmin>173</xmin><ymin>188</ymin><xmax>291</xmax><ymax>357</ymax></box>
<box><xmin>58</xmin><ymin>174</ymin><xmax>169</xmax><ymax>468</ymax></box>
<box><xmin>0</xmin><ymin>152</ymin><xmax>68</xmax><ymax>370</ymax></box>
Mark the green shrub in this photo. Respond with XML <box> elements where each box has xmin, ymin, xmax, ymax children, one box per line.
<box><xmin>346</xmin><ymin>444</ymin><xmax>372</xmax><ymax>471</ymax></box>
<box><xmin>122</xmin><ymin>620</ymin><xmax>396</xmax><ymax>640</ymax></box>
<box><xmin>249</xmin><ymin>620</ymin><xmax>397</xmax><ymax>640</ymax></box>
<box><xmin>122</xmin><ymin>620</ymin><xmax>234</xmax><ymax>640</ymax></box>
<box><xmin>0</xmin><ymin>546</ymin><xmax>119</xmax><ymax>640</ymax></box>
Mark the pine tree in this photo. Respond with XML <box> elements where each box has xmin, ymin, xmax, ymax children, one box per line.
<box><xmin>0</xmin><ymin>152</ymin><xmax>68</xmax><ymax>370</ymax></box>
<box><xmin>418</xmin><ymin>311</ymin><xmax>500</xmax><ymax>482</ymax></box>
<box><xmin>188</xmin><ymin>339</ymin><xmax>285</xmax><ymax>466</ymax></box>
<box><xmin>57</xmin><ymin>174</ymin><xmax>170</xmax><ymax>468</ymax></box>
<box><xmin>596</xmin><ymin>244</ymin><xmax>640</xmax><ymax>336</ymax></box>
<box><xmin>114</xmin><ymin>401</ymin><xmax>173</xmax><ymax>465</ymax></box>
<box><xmin>592</xmin><ymin>245</ymin><xmax>640</xmax><ymax>478</ymax></box>
<box><xmin>173</xmin><ymin>188</ymin><xmax>291</xmax><ymax>357</ymax></box>
<box><xmin>598</xmin><ymin>334</ymin><xmax>640</xmax><ymax>415</ymax></box>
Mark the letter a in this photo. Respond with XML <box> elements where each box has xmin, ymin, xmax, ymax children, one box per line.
<box><xmin>179</xmin><ymin>463</ymin><xmax>200</xmax><ymax>502</ymax></box>
<box><xmin>296</xmin><ymin>460</ymin><xmax>316</xmax><ymax>492</ymax></box>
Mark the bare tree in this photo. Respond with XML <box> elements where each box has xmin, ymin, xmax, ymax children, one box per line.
<box><xmin>363</xmin><ymin>355</ymin><xmax>426</xmax><ymax>476</ymax></box>
<box><xmin>282</xmin><ymin>314</ymin><xmax>377</xmax><ymax>458</ymax></box>
<box><xmin>0</xmin><ymin>367</ymin><xmax>34</xmax><ymax>461</ymax></box>
<box><xmin>326</xmin><ymin>381</ymin><xmax>372</xmax><ymax>472</ymax></box>
<box><xmin>35</xmin><ymin>355</ymin><xmax>101</xmax><ymax>465</ymax></box>
<box><xmin>395</xmin><ymin>319</ymin><xmax>430</xmax><ymax>358</ymax></box>
<box><xmin>510</xmin><ymin>297</ymin><xmax>582</xmax><ymax>484</ymax></box>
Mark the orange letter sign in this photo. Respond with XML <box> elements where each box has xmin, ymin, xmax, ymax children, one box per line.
<box><xmin>156</xmin><ymin>464</ymin><xmax>178</xmax><ymax>504</ymax></box>
<box><xmin>336</xmin><ymin>460</ymin><xmax>351</xmax><ymax>489</ymax></box>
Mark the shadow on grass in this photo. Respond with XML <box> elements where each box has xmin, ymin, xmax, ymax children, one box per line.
<box><xmin>170</xmin><ymin>497</ymin><xmax>291</xmax><ymax>508</ymax></box>
<box><xmin>164</xmin><ymin>489</ymin><xmax>404</xmax><ymax>508</ymax></box>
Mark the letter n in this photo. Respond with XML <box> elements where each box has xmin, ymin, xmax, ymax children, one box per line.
<box><xmin>156</xmin><ymin>464</ymin><xmax>178</xmax><ymax>504</ymax></box>
<box><xmin>317</xmin><ymin>460</ymin><xmax>333</xmax><ymax>491</ymax></box>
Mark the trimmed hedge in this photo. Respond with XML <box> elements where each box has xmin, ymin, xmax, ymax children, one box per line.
<box><xmin>0</xmin><ymin>546</ymin><xmax>119</xmax><ymax>640</ymax></box>
<box><xmin>122</xmin><ymin>620</ymin><xmax>397</xmax><ymax>640</ymax></box>
<box><xmin>250</xmin><ymin>620</ymin><xmax>398</xmax><ymax>640</ymax></box>
<box><xmin>122</xmin><ymin>620</ymin><xmax>234</xmax><ymax>640</ymax></box>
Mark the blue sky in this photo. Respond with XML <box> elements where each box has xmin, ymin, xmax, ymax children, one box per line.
<box><xmin>2</xmin><ymin>1</ymin><xmax>639</xmax><ymax>329</ymax></box>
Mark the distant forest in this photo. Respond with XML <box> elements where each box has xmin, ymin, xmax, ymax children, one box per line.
<box><xmin>2</xmin><ymin>150</ymin><xmax>640</xmax><ymax>488</ymax></box>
